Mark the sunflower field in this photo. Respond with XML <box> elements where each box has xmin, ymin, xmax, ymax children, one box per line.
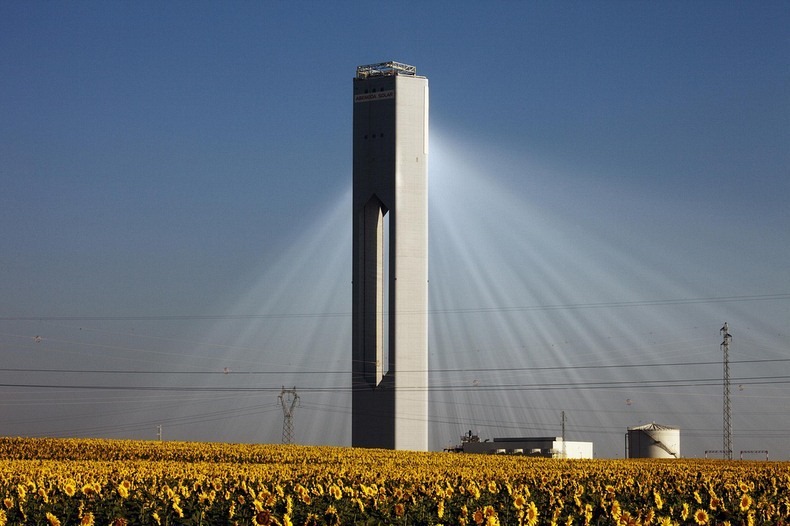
<box><xmin>0</xmin><ymin>437</ymin><xmax>788</xmax><ymax>526</ymax></box>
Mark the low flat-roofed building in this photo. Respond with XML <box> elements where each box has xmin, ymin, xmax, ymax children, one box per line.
<box><xmin>461</xmin><ymin>436</ymin><xmax>593</xmax><ymax>458</ymax></box>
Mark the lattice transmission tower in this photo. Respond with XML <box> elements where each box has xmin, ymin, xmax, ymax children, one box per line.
<box><xmin>278</xmin><ymin>386</ymin><xmax>300</xmax><ymax>444</ymax></box>
<box><xmin>720</xmin><ymin>323</ymin><xmax>732</xmax><ymax>460</ymax></box>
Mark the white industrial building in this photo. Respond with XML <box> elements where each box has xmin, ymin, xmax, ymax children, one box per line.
<box><xmin>452</xmin><ymin>434</ymin><xmax>594</xmax><ymax>458</ymax></box>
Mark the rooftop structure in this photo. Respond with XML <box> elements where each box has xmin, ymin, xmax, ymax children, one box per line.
<box><xmin>356</xmin><ymin>61</ymin><xmax>417</xmax><ymax>79</ymax></box>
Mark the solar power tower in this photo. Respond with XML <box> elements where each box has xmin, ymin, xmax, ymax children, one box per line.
<box><xmin>352</xmin><ymin>62</ymin><xmax>429</xmax><ymax>450</ymax></box>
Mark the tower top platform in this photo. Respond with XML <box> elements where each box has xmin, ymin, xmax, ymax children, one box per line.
<box><xmin>356</xmin><ymin>61</ymin><xmax>417</xmax><ymax>79</ymax></box>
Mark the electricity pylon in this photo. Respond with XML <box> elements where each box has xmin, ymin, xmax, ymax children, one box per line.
<box><xmin>278</xmin><ymin>386</ymin><xmax>300</xmax><ymax>444</ymax></box>
<box><xmin>720</xmin><ymin>323</ymin><xmax>732</xmax><ymax>460</ymax></box>
<box><xmin>561</xmin><ymin>411</ymin><xmax>567</xmax><ymax>459</ymax></box>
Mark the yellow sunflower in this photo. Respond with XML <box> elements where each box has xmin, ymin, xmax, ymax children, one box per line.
<box><xmin>255</xmin><ymin>510</ymin><xmax>272</xmax><ymax>525</ymax></box>
<box><xmin>525</xmin><ymin>501</ymin><xmax>539</xmax><ymax>526</ymax></box>
<box><xmin>694</xmin><ymin>508</ymin><xmax>709</xmax><ymax>525</ymax></box>
<box><xmin>654</xmin><ymin>491</ymin><xmax>664</xmax><ymax>510</ymax></box>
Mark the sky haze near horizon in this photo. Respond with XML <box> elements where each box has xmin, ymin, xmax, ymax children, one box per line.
<box><xmin>1</xmin><ymin>2</ymin><xmax>788</xmax><ymax>458</ymax></box>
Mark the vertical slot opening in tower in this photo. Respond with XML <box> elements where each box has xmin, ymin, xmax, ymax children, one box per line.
<box><xmin>382</xmin><ymin>209</ymin><xmax>390</xmax><ymax>379</ymax></box>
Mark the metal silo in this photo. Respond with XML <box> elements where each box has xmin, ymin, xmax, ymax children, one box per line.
<box><xmin>626</xmin><ymin>422</ymin><xmax>680</xmax><ymax>458</ymax></box>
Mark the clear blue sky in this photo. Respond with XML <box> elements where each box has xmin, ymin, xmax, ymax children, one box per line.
<box><xmin>1</xmin><ymin>1</ymin><xmax>788</xmax><ymax>458</ymax></box>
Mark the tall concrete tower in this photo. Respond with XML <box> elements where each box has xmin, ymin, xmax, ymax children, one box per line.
<box><xmin>352</xmin><ymin>61</ymin><xmax>429</xmax><ymax>450</ymax></box>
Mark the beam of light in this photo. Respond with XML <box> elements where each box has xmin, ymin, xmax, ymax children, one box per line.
<box><xmin>427</xmin><ymin>126</ymin><xmax>790</xmax><ymax>457</ymax></box>
<box><xmin>3</xmin><ymin>126</ymin><xmax>786</xmax><ymax>457</ymax></box>
<box><xmin>127</xmin><ymin>124</ymin><xmax>785</xmax><ymax>454</ymax></box>
<box><xmin>0</xmin><ymin>185</ymin><xmax>354</xmax><ymax>444</ymax></box>
<box><xmin>165</xmin><ymin>185</ymin><xmax>354</xmax><ymax>445</ymax></box>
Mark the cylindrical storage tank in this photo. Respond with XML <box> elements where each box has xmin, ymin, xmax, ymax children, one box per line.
<box><xmin>627</xmin><ymin>422</ymin><xmax>680</xmax><ymax>458</ymax></box>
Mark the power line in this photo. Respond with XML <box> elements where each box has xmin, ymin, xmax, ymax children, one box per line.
<box><xmin>28</xmin><ymin>402</ymin><xmax>282</xmax><ymax>439</ymax></box>
<box><xmin>18</xmin><ymin>393</ymin><xmax>785</xmax><ymax>444</ymax></box>
<box><xmin>1</xmin><ymin>292</ymin><xmax>788</xmax><ymax>321</ymax></box>
<box><xmin>300</xmin><ymin>401</ymin><xmax>790</xmax><ymax>441</ymax></box>
<box><xmin>2</xmin><ymin>373</ymin><xmax>790</xmax><ymax>394</ymax></box>
<box><xmin>6</xmin><ymin>383</ymin><xmax>786</xmax><ymax>445</ymax></box>
<box><xmin>0</xmin><ymin>357</ymin><xmax>787</xmax><ymax>376</ymax></box>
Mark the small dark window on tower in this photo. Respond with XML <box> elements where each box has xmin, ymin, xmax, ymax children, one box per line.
<box><xmin>380</xmin><ymin>133</ymin><xmax>384</xmax><ymax>138</ymax></box>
